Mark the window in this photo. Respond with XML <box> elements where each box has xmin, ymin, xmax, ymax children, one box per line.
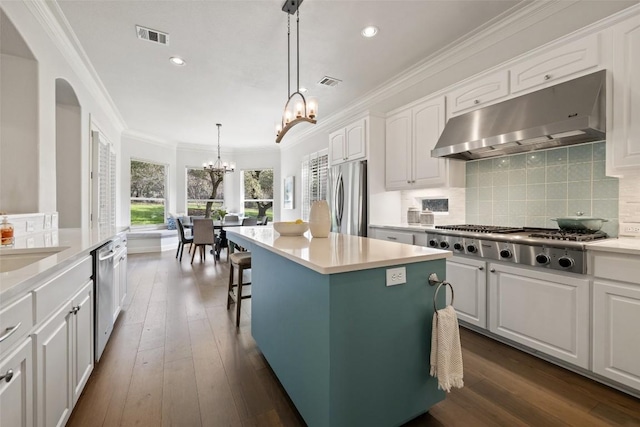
<box><xmin>301</xmin><ymin>150</ymin><xmax>329</xmax><ymax>221</ymax></box>
<box><xmin>242</xmin><ymin>169</ymin><xmax>274</xmax><ymax>221</ymax></box>
<box><xmin>130</xmin><ymin>160</ymin><xmax>167</xmax><ymax>226</ymax></box>
<box><xmin>92</xmin><ymin>130</ymin><xmax>116</xmax><ymax>229</ymax></box>
<box><xmin>186</xmin><ymin>168</ymin><xmax>224</xmax><ymax>217</ymax></box>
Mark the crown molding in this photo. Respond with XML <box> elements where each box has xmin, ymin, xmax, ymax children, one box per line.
<box><xmin>122</xmin><ymin>129</ymin><xmax>178</xmax><ymax>149</ymax></box>
<box><xmin>24</xmin><ymin>0</ymin><xmax>127</xmax><ymax>133</ymax></box>
<box><xmin>281</xmin><ymin>0</ymin><xmax>579</xmax><ymax>148</ymax></box>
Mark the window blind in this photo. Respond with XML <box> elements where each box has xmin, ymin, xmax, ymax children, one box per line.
<box><xmin>301</xmin><ymin>150</ymin><xmax>328</xmax><ymax>221</ymax></box>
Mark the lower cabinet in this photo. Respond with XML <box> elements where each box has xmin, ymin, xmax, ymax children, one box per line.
<box><xmin>446</xmin><ymin>256</ymin><xmax>487</xmax><ymax>328</ymax></box>
<box><xmin>33</xmin><ymin>280</ymin><xmax>93</xmax><ymax>427</ymax></box>
<box><xmin>593</xmin><ymin>279</ymin><xmax>640</xmax><ymax>390</ymax></box>
<box><xmin>488</xmin><ymin>263</ymin><xmax>590</xmax><ymax>369</ymax></box>
<box><xmin>369</xmin><ymin>228</ymin><xmax>415</xmax><ymax>245</ymax></box>
<box><xmin>0</xmin><ymin>337</ymin><xmax>33</xmax><ymax>427</ymax></box>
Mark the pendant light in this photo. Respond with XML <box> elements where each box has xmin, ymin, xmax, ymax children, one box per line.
<box><xmin>203</xmin><ymin>123</ymin><xmax>235</xmax><ymax>174</ymax></box>
<box><xmin>275</xmin><ymin>0</ymin><xmax>317</xmax><ymax>143</ymax></box>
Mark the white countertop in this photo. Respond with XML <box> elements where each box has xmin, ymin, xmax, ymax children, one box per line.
<box><xmin>587</xmin><ymin>237</ymin><xmax>640</xmax><ymax>256</ymax></box>
<box><xmin>226</xmin><ymin>227</ymin><xmax>450</xmax><ymax>275</ymax></box>
<box><xmin>369</xmin><ymin>223</ymin><xmax>437</xmax><ymax>232</ymax></box>
<box><xmin>0</xmin><ymin>227</ymin><xmax>127</xmax><ymax>303</ymax></box>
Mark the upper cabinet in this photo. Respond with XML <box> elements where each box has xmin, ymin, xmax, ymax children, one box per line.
<box><xmin>329</xmin><ymin>118</ymin><xmax>367</xmax><ymax>166</ymax></box>
<box><xmin>385</xmin><ymin>95</ymin><xmax>464</xmax><ymax>190</ymax></box>
<box><xmin>510</xmin><ymin>34</ymin><xmax>600</xmax><ymax>94</ymax></box>
<box><xmin>447</xmin><ymin>70</ymin><xmax>510</xmax><ymax>117</ymax></box>
<box><xmin>609</xmin><ymin>14</ymin><xmax>640</xmax><ymax>175</ymax></box>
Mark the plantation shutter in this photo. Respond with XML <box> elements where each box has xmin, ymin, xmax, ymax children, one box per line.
<box><xmin>91</xmin><ymin>130</ymin><xmax>116</xmax><ymax>229</ymax></box>
<box><xmin>301</xmin><ymin>149</ymin><xmax>328</xmax><ymax>221</ymax></box>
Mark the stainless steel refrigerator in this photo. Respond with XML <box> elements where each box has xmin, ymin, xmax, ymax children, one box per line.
<box><xmin>327</xmin><ymin>160</ymin><xmax>367</xmax><ymax>236</ymax></box>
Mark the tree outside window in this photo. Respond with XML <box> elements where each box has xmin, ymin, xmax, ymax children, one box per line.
<box><xmin>243</xmin><ymin>169</ymin><xmax>273</xmax><ymax>221</ymax></box>
<box><xmin>130</xmin><ymin>160</ymin><xmax>166</xmax><ymax>225</ymax></box>
<box><xmin>187</xmin><ymin>168</ymin><xmax>224</xmax><ymax>217</ymax></box>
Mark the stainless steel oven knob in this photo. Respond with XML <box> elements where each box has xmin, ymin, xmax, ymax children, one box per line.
<box><xmin>428</xmin><ymin>239</ymin><xmax>438</xmax><ymax>248</ymax></box>
<box><xmin>536</xmin><ymin>254</ymin><xmax>550</xmax><ymax>265</ymax></box>
<box><xmin>558</xmin><ymin>256</ymin><xmax>575</xmax><ymax>269</ymax></box>
<box><xmin>499</xmin><ymin>249</ymin><xmax>512</xmax><ymax>259</ymax></box>
<box><xmin>453</xmin><ymin>242</ymin><xmax>463</xmax><ymax>251</ymax></box>
<box><xmin>439</xmin><ymin>241</ymin><xmax>450</xmax><ymax>249</ymax></box>
<box><xmin>467</xmin><ymin>244</ymin><xmax>477</xmax><ymax>253</ymax></box>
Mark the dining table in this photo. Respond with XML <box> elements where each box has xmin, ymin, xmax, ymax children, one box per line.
<box><xmin>183</xmin><ymin>218</ymin><xmax>250</xmax><ymax>260</ymax></box>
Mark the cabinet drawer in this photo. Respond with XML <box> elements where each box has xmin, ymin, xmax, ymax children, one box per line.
<box><xmin>376</xmin><ymin>230</ymin><xmax>414</xmax><ymax>245</ymax></box>
<box><xmin>0</xmin><ymin>294</ymin><xmax>33</xmax><ymax>356</ymax></box>
<box><xmin>447</xmin><ymin>70</ymin><xmax>509</xmax><ymax>115</ymax></box>
<box><xmin>34</xmin><ymin>256</ymin><xmax>92</xmax><ymax>323</ymax></box>
<box><xmin>592</xmin><ymin>252</ymin><xmax>640</xmax><ymax>285</ymax></box>
<box><xmin>510</xmin><ymin>34</ymin><xmax>599</xmax><ymax>94</ymax></box>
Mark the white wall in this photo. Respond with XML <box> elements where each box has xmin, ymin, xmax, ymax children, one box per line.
<box><xmin>56</xmin><ymin>103</ymin><xmax>82</xmax><ymax>227</ymax></box>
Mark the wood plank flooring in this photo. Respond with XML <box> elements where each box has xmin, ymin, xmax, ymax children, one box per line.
<box><xmin>67</xmin><ymin>250</ymin><xmax>640</xmax><ymax>427</ymax></box>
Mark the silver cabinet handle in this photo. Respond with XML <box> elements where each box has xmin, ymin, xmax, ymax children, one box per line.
<box><xmin>0</xmin><ymin>369</ymin><xmax>14</xmax><ymax>383</ymax></box>
<box><xmin>544</xmin><ymin>74</ymin><xmax>551</xmax><ymax>80</ymax></box>
<box><xmin>0</xmin><ymin>322</ymin><xmax>21</xmax><ymax>343</ymax></box>
<box><xmin>70</xmin><ymin>306</ymin><xmax>81</xmax><ymax>315</ymax></box>
<box><xmin>387</xmin><ymin>237</ymin><xmax>397</xmax><ymax>240</ymax></box>
<box><xmin>478</xmin><ymin>266</ymin><xmax>484</xmax><ymax>271</ymax></box>
<box><xmin>474</xmin><ymin>99</ymin><xmax>480</xmax><ymax>104</ymax></box>
<box><xmin>490</xmin><ymin>268</ymin><xmax>496</xmax><ymax>273</ymax></box>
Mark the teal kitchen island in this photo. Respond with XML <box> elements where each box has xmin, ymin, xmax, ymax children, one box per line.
<box><xmin>226</xmin><ymin>228</ymin><xmax>452</xmax><ymax>427</ymax></box>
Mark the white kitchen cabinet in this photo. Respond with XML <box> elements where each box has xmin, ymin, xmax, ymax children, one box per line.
<box><xmin>385</xmin><ymin>96</ymin><xmax>464</xmax><ymax>190</ymax></box>
<box><xmin>488</xmin><ymin>263</ymin><xmax>590</xmax><ymax>369</ymax></box>
<box><xmin>447</xmin><ymin>70</ymin><xmax>510</xmax><ymax>117</ymax></box>
<box><xmin>370</xmin><ymin>227</ymin><xmax>414</xmax><ymax>245</ymax></box>
<box><xmin>0</xmin><ymin>337</ymin><xmax>33</xmax><ymax>427</ymax></box>
<box><xmin>71</xmin><ymin>282</ymin><xmax>94</xmax><ymax>405</ymax></box>
<box><xmin>510</xmin><ymin>33</ymin><xmax>600</xmax><ymax>94</ymax></box>
<box><xmin>609</xmin><ymin>14</ymin><xmax>640</xmax><ymax>174</ymax></box>
<box><xmin>446</xmin><ymin>256</ymin><xmax>487</xmax><ymax>328</ymax></box>
<box><xmin>592</xmin><ymin>251</ymin><xmax>640</xmax><ymax>391</ymax></box>
<box><xmin>329</xmin><ymin>118</ymin><xmax>366</xmax><ymax>166</ymax></box>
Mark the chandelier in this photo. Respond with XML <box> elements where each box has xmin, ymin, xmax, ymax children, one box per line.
<box><xmin>275</xmin><ymin>0</ymin><xmax>317</xmax><ymax>143</ymax></box>
<box><xmin>203</xmin><ymin>123</ymin><xmax>235</xmax><ymax>174</ymax></box>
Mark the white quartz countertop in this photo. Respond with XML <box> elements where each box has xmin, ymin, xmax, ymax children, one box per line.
<box><xmin>369</xmin><ymin>223</ymin><xmax>436</xmax><ymax>233</ymax></box>
<box><xmin>586</xmin><ymin>237</ymin><xmax>640</xmax><ymax>255</ymax></box>
<box><xmin>226</xmin><ymin>227</ymin><xmax>450</xmax><ymax>275</ymax></box>
<box><xmin>0</xmin><ymin>227</ymin><xmax>127</xmax><ymax>303</ymax></box>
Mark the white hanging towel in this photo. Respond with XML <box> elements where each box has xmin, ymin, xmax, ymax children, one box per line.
<box><xmin>430</xmin><ymin>305</ymin><xmax>464</xmax><ymax>392</ymax></box>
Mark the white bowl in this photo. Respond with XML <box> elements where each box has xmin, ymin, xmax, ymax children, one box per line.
<box><xmin>273</xmin><ymin>222</ymin><xmax>309</xmax><ymax>236</ymax></box>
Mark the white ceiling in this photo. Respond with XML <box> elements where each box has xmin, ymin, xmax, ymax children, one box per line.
<box><xmin>56</xmin><ymin>0</ymin><xmax>527</xmax><ymax>149</ymax></box>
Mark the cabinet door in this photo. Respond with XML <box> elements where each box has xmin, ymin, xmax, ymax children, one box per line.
<box><xmin>345</xmin><ymin>118</ymin><xmax>366</xmax><ymax>162</ymax></box>
<box><xmin>72</xmin><ymin>281</ymin><xmax>94</xmax><ymax>405</ymax></box>
<box><xmin>329</xmin><ymin>129</ymin><xmax>346</xmax><ymax>166</ymax></box>
<box><xmin>113</xmin><ymin>254</ymin><xmax>121</xmax><ymax>322</ymax></box>
<box><xmin>413</xmin><ymin>96</ymin><xmax>447</xmax><ymax>187</ymax></box>
<box><xmin>488</xmin><ymin>264</ymin><xmax>589</xmax><ymax>368</ymax></box>
<box><xmin>446</xmin><ymin>256</ymin><xmax>487</xmax><ymax>328</ymax></box>
<box><xmin>593</xmin><ymin>280</ymin><xmax>640</xmax><ymax>391</ymax></box>
<box><xmin>119</xmin><ymin>251</ymin><xmax>128</xmax><ymax>307</ymax></box>
<box><xmin>0</xmin><ymin>338</ymin><xmax>33</xmax><ymax>427</ymax></box>
<box><xmin>447</xmin><ymin>71</ymin><xmax>509</xmax><ymax>116</ymax></box>
<box><xmin>510</xmin><ymin>34</ymin><xmax>599</xmax><ymax>94</ymax></box>
<box><xmin>34</xmin><ymin>302</ymin><xmax>73</xmax><ymax>427</ymax></box>
<box><xmin>610</xmin><ymin>15</ymin><xmax>640</xmax><ymax>173</ymax></box>
<box><xmin>385</xmin><ymin>110</ymin><xmax>412</xmax><ymax>189</ymax></box>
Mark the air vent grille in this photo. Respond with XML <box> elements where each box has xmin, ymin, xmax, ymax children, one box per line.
<box><xmin>136</xmin><ymin>25</ymin><xmax>169</xmax><ymax>45</ymax></box>
<box><xmin>318</xmin><ymin>76</ymin><xmax>342</xmax><ymax>87</ymax></box>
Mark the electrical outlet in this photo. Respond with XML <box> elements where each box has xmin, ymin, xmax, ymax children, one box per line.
<box><xmin>621</xmin><ymin>222</ymin><xmax>640</xmax><ymax>236</ymax></box>
<box><xmin>386</xmin><ymin>267</ymin><xmax>406</xmax><ymax>286</ymax></box>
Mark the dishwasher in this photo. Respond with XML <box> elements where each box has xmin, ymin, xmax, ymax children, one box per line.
<box><xmin>93</xmin><ymin>240</ymin><xmax>115</xmax><ymax>362</ymax></box>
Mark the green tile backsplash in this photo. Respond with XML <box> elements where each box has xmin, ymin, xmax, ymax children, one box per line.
<box><xmin>465</xmin><ymin>142</ymin><xmax>619</xmax><ymax>236</ymax></box>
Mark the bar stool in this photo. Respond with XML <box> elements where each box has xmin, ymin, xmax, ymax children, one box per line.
<box><xmin>227</xmin><ymin>252</ymin><xmax>252</xmax><ymax>327</ymax></box>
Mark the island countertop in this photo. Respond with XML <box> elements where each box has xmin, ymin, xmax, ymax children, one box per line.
<box><xmin>225</xmin><ymin>227</ymin><xmax>451</xmax><ymax>275</ymax></box>
<box><xmin>0</xmin><ymin>227</ymin><xmax>127</xmax><ymax>302</ymax></box>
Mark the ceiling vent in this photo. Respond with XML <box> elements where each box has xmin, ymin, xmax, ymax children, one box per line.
<box><xmin>318</xmin><ymin>76</ymin><xmax>342</xmax><ymax>87</ymax></box>
<box><xmin>136</xmin><ymin>25</ymin><xmax>169</xmax><ymax>45</ymax></box>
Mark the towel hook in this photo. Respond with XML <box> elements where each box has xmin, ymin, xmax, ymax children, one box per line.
<box><xmin>428</xmin><ymin>273</ymin><xmax>454</xmax><ymax>313</ymax></box>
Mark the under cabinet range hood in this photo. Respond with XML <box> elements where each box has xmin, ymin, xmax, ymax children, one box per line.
<box><xmin>431</xmin><ymin>70</ymin><xmax>606</xmax><ymax>160</ymax></box>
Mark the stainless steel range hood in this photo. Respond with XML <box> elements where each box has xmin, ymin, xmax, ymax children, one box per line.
<box><xmin>431</xmin><ymin>70</ymin><xmax>606</xmax><ymax>160</ymax></box>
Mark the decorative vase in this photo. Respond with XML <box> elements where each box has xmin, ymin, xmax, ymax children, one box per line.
<box><xmin>309</xmin><ymin>200</ymin><xmax>331</xmax><ymax>238</ymax></box>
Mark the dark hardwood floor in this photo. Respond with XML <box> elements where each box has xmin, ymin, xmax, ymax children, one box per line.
<box><xmin>67</xmin><ymin>250</ymin><xmax>640</xmax><ymax>427</ymax></box>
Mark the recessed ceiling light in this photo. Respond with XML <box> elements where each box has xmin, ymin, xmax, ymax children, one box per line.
<box><xmin>299</xmin><ymin>87</ymin><xmax>308</xmax><ymax>93</ymax></box>
<box><xmin>361</xmin><ymin>26</ymin><xmax>378</xmax><ymax>38</ymax></box>
<box><xmin>169</xmin><ymin>56</ymin><xmax>186</xmax><ymax>66</ymax></box>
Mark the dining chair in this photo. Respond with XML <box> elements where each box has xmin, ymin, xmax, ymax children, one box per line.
<box><xmin>191</xmin><ymin>219</ymin><xmax>217</xmax><ymax>264</ymax></box>
<box><xmin>241</xmin><ymin>217</ymin><xmax>258</xmax><ymax>226</ymax></box>
<box><xmin>224</xmin><ymin>214</ymin><xmax>240</xmax><ymax>223</ymax></box>
<box><xmin>176</xmin><ymin>218</ymin><xmax>194</xmax><ymax>262</ymax></box>
<box><xmin>258</xmin><ymin>216</ymin><xmax>268</xmax><ymax>225</ymax></box>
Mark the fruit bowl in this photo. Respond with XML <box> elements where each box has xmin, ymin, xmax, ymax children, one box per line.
<box><xmin>273</xmin><ymin>221</ymin><xmax>309</xmax><ymax>236</ymax></box>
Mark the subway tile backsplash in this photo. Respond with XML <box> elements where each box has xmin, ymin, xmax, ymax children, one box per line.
<box><xmin>465</xmin><ymin>142</ymin><xmax>619</xmax><ymax>236</ymax></box>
